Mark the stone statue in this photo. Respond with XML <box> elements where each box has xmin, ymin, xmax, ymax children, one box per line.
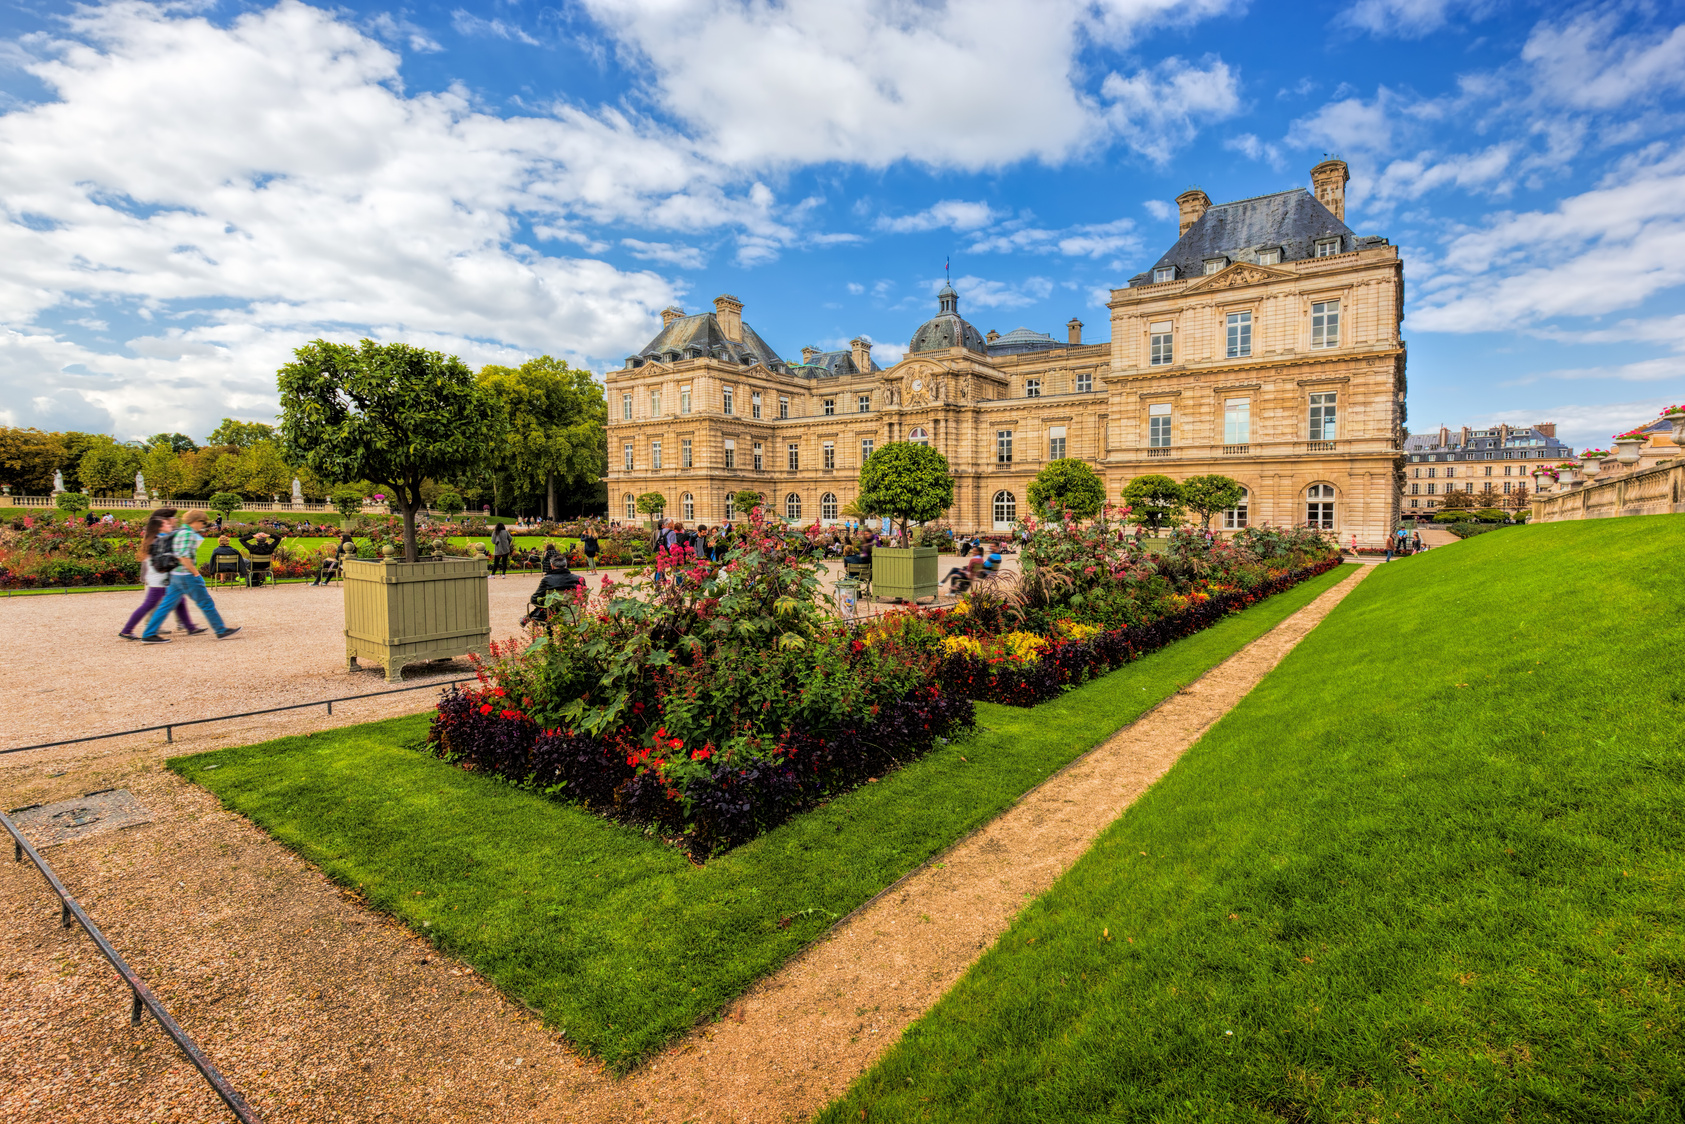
<box><xmin>52</xmin><ymin>469</ymin><xmax>64</xmax><ymax>493</ymax></box>
<box><xmin>133</xmin><ymin>470</ymin><xmax>147</xmax><ymax>498</ymax></box>
<box><xmin>291</xmin><ymin>477</ymin><xmax>304</xmax><ymax>506</ymax></box>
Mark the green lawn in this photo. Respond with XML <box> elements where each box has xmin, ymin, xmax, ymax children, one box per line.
<box><xmin>170</xmin><ymin>563</ymin><xmax>1355</xmax><ymax>1069</ymax></box>
<box><xmin>819</xmin><ymin>516</ymin><xmax>1685</xmax><ymax>1124</ymax></box>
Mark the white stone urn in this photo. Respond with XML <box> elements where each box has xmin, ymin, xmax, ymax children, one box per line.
<box><xmin>1665</xmin><ymin>409</ymin><xmax>1685</xmax><ymax>448</ymax></box>
<box><xmin>1556</xmin><ymin>465</ymin><xmax>1578</xmax><ymax>486</ymax></box>
<box><xmin>1580</xmin><ymin>455</ymin><xmax>1603</xmax><ymax>477</ymax></box>
<box><xmin>1615</xmin><ymin>438</ymin><xmax>1644</xmax><ymax>465</ymax></box>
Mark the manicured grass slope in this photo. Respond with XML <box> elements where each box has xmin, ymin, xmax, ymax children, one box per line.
<box><xmin>171</xmin><ymin>564</ymin><xmax>1354</xmax><ymax>1069</ymax></box>
<box><xmin>820</xmin><ymin>517</ymin><xmax>1685</xmax><ymax>1124</ymax></box>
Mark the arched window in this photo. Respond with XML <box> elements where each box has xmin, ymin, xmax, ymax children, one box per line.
<box><xmin>821</xmin><ymin>492</ymin><xmax>839</xmax><ymax>522</ymax></box>
<box><xmin>785</xmin><ymin>492</ymin><xmax>802</xmax><ymax>521</ymax></box>
<box><xmin>1223</xmin><ymin>487</ymin><xmax>1249</xmax><ymax>530</ymax></box>
<box><xmin>682</xmin><ymin>492</ymin><xmax>695</xmax><ymax>520</ymax></box>
<box><xmin>992</xmin><ymin>490</ymin><xmax>1017</xmax><ymax>530</ymax></box>
<box><xmin>1306</xmin><ymin>483</ymin><xmax>1335</xmax><ymax>529</ymax></box>
<box><xmin>910</xmin><ymin>427</ymin><xmax>930</xmax><ymax>447</ymax></box>
<box><xmin>623</xmin><ymin>493</ymin><xmax>636</xmax><ymax>520</ymax></box>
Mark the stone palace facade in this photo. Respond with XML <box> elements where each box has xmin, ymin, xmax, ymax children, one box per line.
<box><xmin>606</xmin><ymin>160</ymin><xmax>1406</xmax><ymax>546</ymax></box>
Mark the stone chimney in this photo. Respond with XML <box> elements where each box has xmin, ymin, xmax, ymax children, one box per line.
<box><xmin>1437</xmin><ymin>425</ymin><xmax>1450</xmax><ymax>449</ymax></box>
<box><xmin>1310</xmin><ymin>159</ymin><xmax>1350</xmax><ymax>222</ymax></box>
<box><xmin>1067</xmin><ymin>318</ymin><xmax>1083</xmax><ymax>346</ymax></box>
<box><xmin>1459</xmin><ymin>426</ymin><xmax>1471</xmax><ymax>448</ymax></box>
<box><xmin>985</xmin><ymin>329</ymin><xmax>1000</xmax><ymax>343</ymax></box>
<box><xmin>1535</xmin><ymin>422</ymin><xmax>1557</xmax><ymax>438</ymax></box>
<box><xmin>713</xmin><ymin>294</ymin><xmax>744</xmax><ymax>342</ymax></box>
<box><xmin>660</xmin><ymin>305</ymin><xmax>684</xmax><ymax>327</ymax></box>
<box><xmin>850</xmin><ymin>337</ymin><xmax>872</xmax><ymax>372</ymax></box>
<box><xmin>801</xmin><ymin>346</ymin><xmax>820</xmax><ymax>364</ymax></box>
<box><xmin>1175</xmin><ymin>189</ymin><xmax>1211</xmax><ymax>236</ymax></box>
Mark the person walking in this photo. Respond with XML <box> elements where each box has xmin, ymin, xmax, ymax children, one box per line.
<box><xmin>490</xmin><ymin>522</ymin><xmax>513</xmax><ymax>577</ymax></box>
<box><xmin>580</xmin><ymin>525</ymin><xmax>600</xmax><ymax>573</ymax></box>
<box><xmin>120</xmin><ymin>510</ymin><xmax>200</xmax><ymax>640</ymax></box>
<box><xmin>139</xmin><ymin>509</ymin><xmax>240</xmax><ymax>643</ymax></box>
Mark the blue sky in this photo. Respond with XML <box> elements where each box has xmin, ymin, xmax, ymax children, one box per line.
<box><xmin>2</xmin><ymin>0</ymin><xmax>1682</xmax><ymax>450</ymax></box>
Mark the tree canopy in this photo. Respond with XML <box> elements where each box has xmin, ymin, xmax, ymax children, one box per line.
<box><xmin>1027</xmin><ymin>458</ymin><xmax>1106</xmax><ymax>520</ymax></box>
<box><xmin>476</xmin><ymin>357</ymin><xmax>607</xmax><ymax>520</ymax></box>
<box><xmin>1179</xmin><ymin>474</ymin><xmax>1246</xmax><ymax>529</ymax></box>
<box><xmin>77</xmin><ymin>437</ymin><xmax>141</xmax><ymax>497</ymax></box>
<box><xmin>636</xmin><ymin>492</ymin><xmax>668</xmax><ymax>518</ymax></box>
<box><xmin>279</xmin><ymin>339</ymin><xmax>502</xmax><ymax>562</ymax></box>
<box><xmin>1122</xmin><ymin>474</ymin><xmax>1185</xmax><ymax>533</ymax></box>
<box><xmin>208</xmin><ymin>419</ymin><xmax>278</xmax><ymax>449</ymax></box>
<box><xmin>732</xmin><ymin>490</ymin><xmax>763</xmax><ymax>518</ymax></box>
<box><xmin>857</xmin><ymin>442</ymin><xmax>954</xmax><ymax>537</ymax></box>
<box><xmin>147</xmin><ymin>432</ymin><xmax>199</xmax><ymax>453</ymax></box>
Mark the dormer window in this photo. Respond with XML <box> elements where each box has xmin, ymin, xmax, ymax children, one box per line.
<box><xmin>1203</xmin><ymin>257</ymin><xmax>1228</xmax><ymax>275</ymax></box>
<box><xmin>1152</xmin><ymin>266</ymin><xmax>1175</xmax><ymax>283</ymax></box>
<box><xmin>1257</xmin><ymin>248</ymin><xmax>1280</xmax><ymax>266</ymax></box>
<box><xmin>1315</xmin><ymin>238</ymin><xmax>1340</xmax><ymax>257</ymax></box>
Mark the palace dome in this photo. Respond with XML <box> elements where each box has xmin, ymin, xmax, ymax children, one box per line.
<box><xmin>908</xmin><ymin>283</ymin><xmax>986</xmax><ymax>355</ymax></box>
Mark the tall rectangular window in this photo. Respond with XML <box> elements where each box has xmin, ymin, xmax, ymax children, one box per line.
<box><xmin>1411</xmin><ymin>483</ymin><xmax>1420</xmax><ymax>495</ymax></box>
<box><xmin>1048</xmin><ymin>425</ymin><xmax>1066</xmax><ymax>460</ymax></box>
<box><xmin>1223</xmin><ymin>398</ymin><xmax>1250</xmax><ymax>444</ymax></box>
<box><xmin>1076</xmin><ymin>371</ymin><xmax>1093</xmax><ymax>393</ymax></box>
<box><xmin>823</xmin><ymin>398</ymin><xmax>835</xmax><ymax>416</ymax></box>
<box><xmin>857</xmin><ymin>394</ymin><xmax>871</xmax><ymax>413</ymax></box>
<box><xmin>1309</xmin><ymin>392</ymin><xmax>1337</xmax><ymax>439</ymax></box>
<box><xmin>751</xmin><ymin>392</ymin><xmax>762</xmax><ymax>419</ymax></box>
<box><xmin>651</xmin><ymin>440</ymin><xmax>661</xmax><ymax>470</ymax></box>
<box><xmin>996</xmin><ymin>430</ymin><xmax>1013</xmax><ymax>464</ymax></box>
<box><xmin>752</xmin><ymin>442</ymin><xmax>763</xmax><ymax>471</ymax></box>
<box><xmin>724</xmin><ymin>438</ymin><xmax>736</xmax><ymax>469</ymax></box>
<box><xmin>861</xmin><ymin>438</ymin><xmax>874</xmax><ymax>463</ymax></box>
<box><xmin>823</xmin><ymin>441</ymin><xmax>835</xmax><ymax>469</ymax></box>
<box><xmin>1148</xmin><ymin>402</ymin><xmax>1172</xmax><ymax>447</ymax></box>
<box><xmin>779</xmin><ymin>396</ymin><xmax>790</xmax><ymax>419</ymax></box>
<box><xmin>787</xmin><ymin>443</ymin><xmax>800</xmax><ymax>471</ymax></box>
<box><xmin>1225</xmin><ymin>312</ymin><xmax>1252</xmax><ymax>359</ymax></box>
<box><xmin>621</xmin><ymin>393</ymin><xmax>632</xmax><ymax>420</ymax></box>
<box><xmin>1025</xmin><ymin>378</ymin><xmax>1041</xmax><ymax>398</ymax></box>
<box><xmin>1311</xmin><ymin>300</ymin><xmax>1340</xmax><ymax>349</ymax></box>
<box><xmin>623</xmin><ymin>443</ymin><xmax>633</xmax><ymax>471</ymax></box>
<box><xmin>723</xmin><ymin>386</ymin><xmax>734</xmax><ymax>415</ymax></box>
<box><xmin>1149</xmin><ymin>321</ymin><xmax>1173</xmax><ymax>366</ymax></box>
<box><xmin>681</xmin><ymin>438</ymin><xmax>693</xmax><ymax>468</ymax></box>
<box><xmin>680</xmin><ymin>387</ymin><xmax>691</xmax><ymax>415</ymax></box>
<box><xmin>650</xmin><ymin>391</ymin><xmax>661</xmax><ymax>418</ymax></box>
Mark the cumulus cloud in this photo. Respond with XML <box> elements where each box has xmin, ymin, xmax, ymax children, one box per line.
<box><xmin>877</xmin><ymin>200</ymin><xmax>1003</xmax><ymax>234</ymax></box>
<box><xmin>1142</xmin><ymin>199</ymin><xmax>1175</xmax><ymax>222</ymax></box>
<box><xmin>1101</xmin><ymin>56</ymin><xmax>1243</xmax><ymax>164</ymax></box>
<box><xmin>1481</xmin><ymin>397</ymin><xmax>1683</xmax><ymax>451</ymax></box>
<box><xmin>1338</xmin><ymin>0</ymin><xmax>1494</xmax><ymax>39</ymax></box>
<box><xmin>966</xmin><ymin>217</ymin><xmax>1139</xmax><ymax>259</ymax></box>
<box><xmin>621</xmin><ymin>239</ymin><xmax>708</xmax><ymax>269</ymax></box>
<box><xmin>1523</xmin><ymin>14</ymin><xmax>1685</xmax><ymax>111</ymax></box>
<box><xmin>1224</xmin><ymin>132</ymin><xmax>1284</xmax><ymax>170</ymax></box>
<box><xmin>945</xmin><ymin>274</ymin><xmax>1056</xmax><ymax>310</ymax></box>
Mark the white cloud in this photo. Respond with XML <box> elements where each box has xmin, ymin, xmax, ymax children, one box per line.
<box><xmin>946</xmin><ymin>274</ymin><xmax>1055</xmax><ymax>310</ymax></box>
<box><xmin>1101</xmin><ymin>56</ymin><xmax>1243</xmax><ymax>164</ymax></box>
<box><xmin>1338</xmin><ymin>0</ymin><xmax>1492</xmax><ymax>39</ymax></box>
<box><xmin>877</xmin><ymin>199</ymin><xmax>1003</xmax><ymax>234</ymax></box>
<box><xmin>1523</xmin><ymin>14</ymin><xmax>1685</xmax><ymax>111</ymax></box>
<box><xmin>1481</xmin><ymin>397</ymin><xmax>1683</xmax><ymax>451</ymax></box>
<box><xmin>966</xmin><ymin>217</ymin><xmax>1138</xmax><ymax>259</ymax></box>
<box><xmin>1142</xmin><ymin>199</ymin><xmax>1174</xmax><ymax>222</ymax></box>
<box><xmin>621</xmin><ymin>239</ymin><xmax>707</xmax><ymax>269</ymax></box>
<box><xmin>846</xmin><ymin>282</ymin><xmax>865</xmax><ymax>296</ymax></box>
<box><xmin>450</xmin><ymin>10</ymin><xmax>541</xmax><ymax>47</ymax></box>
<box><xmin>1224</xmin><ymin>132</ymin><xmax>1284</xmax><ymax>170</ymax></box>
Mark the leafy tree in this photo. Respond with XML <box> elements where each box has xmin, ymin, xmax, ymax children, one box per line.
<box><xmin>1179</xmin><ymin>474</ymin><xmax>1246</xmax><ymax>529</ymax></box>
<box><xmin>857</xmin><ymin>441</ymin><xmax>954</xmax><ymax>538</ymax></box>
<box><xmin>0</xmin><ymin>427</ymin><xmax>67</xmax><ymax>494</ymax></box>
<box><xmin>77</xmin><ymin>438</ymin><xmax>141</xmax><ymax>497</ymax></box>
<box><xmin>1122</xmin><ymin>474</ymin><xmax>1185</xmax><ymax>534</ymax></box>
<box><xmin>242</xmin><ymin>441</ymin><xmax>293</xmax><ymax>499</ymax></box>
<box><xmin>331</xmin><ymin>486</ymin><xmax>366</xmax><ymax>527</ymax></box>
<box><xmin>56</xmin><ymin>432</ymin><xmax>107</xmax><ymax>493</ymax></box>
<box><xmin>636</xmin><ymin>492</ymin><xmax>668</xmax><ymax>523</ymax></box>
<box><xmin>477</xmin><ymin>356</ymin><xmax>608</xmax><ymax>520</ymax></box>
<box><xmin>147</xmin><ymin>432</ymin><xmax>199</xmax><ymax>453</ymax></box>
<box><xmin>1438</xmin><ymin>489</ymin><xmax>1478</xmax><ymax>511</ymax></box>
<box><xmin>279</xmin><ymin>340</ymin><xmax>502</xmax><ymax>562</ymax></box>
<box><xmin>141</xmin><ymin>443</ymin><xmax>185</xmax><ymax>499</ymax></box>
<box><xmin>208</xmin><ymin>492</ymin><xmax>244</xmax><ymax>522</ymax></box>
<box><xmin>434</xmin><ymin>490</ymin><xmax>465</xmax><ymax>517</ymax></box>
<box><xmin>732</xmin><ymin>490</ymin><xmax>764</xmax><ymax>518</ymax></box>
<box><xmin>207</xmin><ymin>418</ymin><xmax>277</xmax><ymax>449</ymax></box>
<box><xmin>1027</xmin><ymin>458</ymin><xmax>1106</xmax><ymax>520</ymax></box>
<box><xmin>54</xmin><ymin>491</ymin><xmax>90</xmax><ymax>517</ymax></box>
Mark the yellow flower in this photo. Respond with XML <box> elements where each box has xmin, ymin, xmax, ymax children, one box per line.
<box><xmin>942</xmin><ymin>634</ymin><xmax>985</xmax><ymax>658</ymax></box>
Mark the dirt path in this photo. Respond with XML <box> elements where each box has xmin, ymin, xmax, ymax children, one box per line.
<box><xmin>1</xmin><ymin>566</ymin><xmax>1367</xmax><ymax>1124</ymax></box>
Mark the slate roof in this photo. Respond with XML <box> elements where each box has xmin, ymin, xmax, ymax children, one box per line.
<box><xmin>987</xmin><ymin>327</ymin><xmax>1060</xmax><ymax>357</ymax></box>
<box><xmin>632</xmin><ymin>312</ymin><xmax>785</xmax><ymax>370</ymax></box>
<box><xmin>792</xmin><ymin>348</ymin><xmax>881</xmax><ymax>378</ymax></box>
<box><xmin>1405</xmin><ymin>426</ymin><xmax>1575</xmax><ymax>461</ymax></box>
<box><xmin>1129</xmin><ymin>189</ymin><xmax>1386</xmax><ymax>286</ymax></box>
<box><xmin>909</xmin><ymin>283</ymin><xmax>987</xmax><ymax>355</ymax></box>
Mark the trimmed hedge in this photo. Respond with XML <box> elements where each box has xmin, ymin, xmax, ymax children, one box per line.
<box><xmin>938</xmin><ymin>557</ymin><xmax>1343</xmax><ymax>706</ymax></box>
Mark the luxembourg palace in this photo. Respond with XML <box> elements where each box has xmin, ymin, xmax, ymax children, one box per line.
<box><xmin>606</xmin><ymin>159</ymin><xmax>1406</xmax><ymax>546</ymax></box>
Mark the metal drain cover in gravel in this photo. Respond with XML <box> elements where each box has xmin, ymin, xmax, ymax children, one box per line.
<box><xmin>8</xmin><ymin>789</ymin><xmax>151</xmax><ymax>848</ymax></box>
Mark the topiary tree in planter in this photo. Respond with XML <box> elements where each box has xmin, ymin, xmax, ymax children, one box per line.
<box><xmin>279</xmin><ymin>340</ymin><xmax>502</xmax><ymax>562</ymax></box>
<box><xmin>636</xmin><ymin>492</ymin><xmax>668</xmax><ymax>526</ymax></box>
<box><xmin>1178</xmin><ymin>474</ymin><xmax>1245</xmax><ymax>530</ymax></box>
<box><xmin>434</xmin><ymin>490</ymin><xmax>465</xmax><ymax>518</ymax></box>
<box><xmin>330</xmin><ymin>486</ymin><xmax>365</xmax><ymax>530</ymax></box>
<box><xmin>857</xmin><ymin>441</ymin><xmax>953</xmax><ymax>539</ymax></box>
<box><xmin>208</xmin><ymin>491</ymin><xmax>244</xmax><ymax>524</ymax></box>
<box><xmin>1028</xmin><ymin>458</ymin><xmax>1105</xmax><ymax>520</ymax></box>
<box><xmin>1122</xmin><ymin>474</ymin><xmax>1184</xmax><ymax>534</ymax></box>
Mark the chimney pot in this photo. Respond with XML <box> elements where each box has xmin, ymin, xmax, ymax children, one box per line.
<box><xmin>985</xmin><ymin>329</ymin><xmax>1000</xmax><ymax>343</ymax></box>
<box><xmin>801</xmin><ymin>346</ymin><xmax>820</xmax><ymax>364</ymax></box>
<box><xmin>1535</xmin><ymin>422</ymin><xmax>1556</xmax><ymax>438</ymax></box>
<box><xmin>660</xmin><ymin>305</ymin><xmax>684</xmax><ymax>327</ymax></box>
<box><xmin>1310</xmin><ymin>159</ymin><xmax>1350</xmax><ymax>222</ymax></box>
<box><xmin>850</xmin><ymin>336</ymin><xmax>872</xmax><ymax>373</ymax></box>
<box><xmin>713</xmin><ymin>294</ymin><xmax>744</xmax><ymax>343</ymax></box>
<box><xmin>1174</xmin><ymin>189</ymin><xmax>1211</xmax><ymax>237</ymax></box>
<box><xmin>1067</xmin><ymin>318</ymin><xmax>1083</xmax><ymax>346</ymax></box>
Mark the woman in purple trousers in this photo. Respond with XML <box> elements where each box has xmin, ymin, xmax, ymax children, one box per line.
<box><xmin>119</xmin><ymin>510</ymin><xmax>200</xmax><ymax>640</ymax></box>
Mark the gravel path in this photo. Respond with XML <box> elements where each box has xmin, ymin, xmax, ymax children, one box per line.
<box><xmin>1</xmin><ymin>565</ymin><xmax>1365</xmax><ymax>1123</ymax></box>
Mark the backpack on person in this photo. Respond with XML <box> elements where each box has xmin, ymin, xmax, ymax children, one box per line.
<box><xmin>149</xmin><ymin>532</ymin><xmax>180</xmax><ymax>575</ymax></box>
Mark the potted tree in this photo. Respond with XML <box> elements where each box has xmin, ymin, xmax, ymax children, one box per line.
<box><xmin>1122</xmin><ymin>474</ymin><xmax>1185</xmax><ymax>537</ymax></box>
<box><xmin>1027</xmin><ymin>457</ymin><xmax>1106</xmax><ymax>520</ymax></box>
<box><xmin>280</xmin><ymin>339</ymin><xmax>504</xmax><ymax>681</ymax></box>
<box><xmin>856</xmin><ymin>442</ymin><xmax>953</xmax><ymax>603</ymax></box>
<box><xmin>636</xmin><ymin>491</ymin><xmax>668</xmax><ymax>529</ymax></box>
<box><xmin>1178</xmin><ymin>474</ymin><xmax>1245</xmax><ymax>531</ymax></box>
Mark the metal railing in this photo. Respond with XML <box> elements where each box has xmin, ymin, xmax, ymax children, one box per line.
<box><xmin>2</xmin><ymin>808</ymin><xmax>264</xmax><ymax>1122</ymax></box>
<box><xmin>1</xmin><ymin>677</ymin><xmax>477</xmax><ymax>756</ymax></box>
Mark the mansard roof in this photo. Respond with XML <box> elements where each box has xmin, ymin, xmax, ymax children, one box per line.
<box><xmin>632</xmin><ymin>312</ymin><xmax>785</xmax><ymax>369</ymax></box>
<box><xmin>1130</xmin><ymin>189</ymin><xmax>1387</xmax><ymax>286</ymax></box>
<box><xmin>793</xmin><ymin>348</ymin><xmax>880</xmax><ymax>378</ymax></box>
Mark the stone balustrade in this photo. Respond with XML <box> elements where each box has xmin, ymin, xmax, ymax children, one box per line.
<box><xmin>1532</xmin><ymin>459</ymin><xmax>1685</xmax><ymax>522</ymax></box>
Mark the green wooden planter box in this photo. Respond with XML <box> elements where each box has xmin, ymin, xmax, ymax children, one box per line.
<box><xmin>343</xmin><ymin>557</ymin><xmax>491</xmax><ymax>682</ymax></box>
<box><xmin>871</xmin><ymin>545</ymin><xmax>940</xmax><ymax>603</ymax></box>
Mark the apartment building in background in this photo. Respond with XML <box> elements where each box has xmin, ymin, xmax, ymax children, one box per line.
<box><xmin>1402</xmin><ymin>424</ymin><xmax>1575</xmax><ymax>514</ymax></box>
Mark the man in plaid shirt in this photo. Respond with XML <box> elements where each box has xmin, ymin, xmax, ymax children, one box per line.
<box><xmin>140</xmin><ymin>508</ymin><xmax>241</xmax><ymax>643</ymax></box>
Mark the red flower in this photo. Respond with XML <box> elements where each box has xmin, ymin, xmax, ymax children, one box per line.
<box><xmin>479</xmin><ymin>703</ymin><xmax>493</xmax><ymax>715</ymax></box>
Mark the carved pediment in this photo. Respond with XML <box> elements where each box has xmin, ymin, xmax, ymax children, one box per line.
<box><xmin>1183</xmin><ymin>262</ymin><xmax>1294</xmax><ymax>293</ymax></box>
